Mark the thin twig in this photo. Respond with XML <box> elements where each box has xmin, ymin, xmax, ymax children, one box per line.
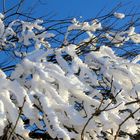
<box><xmin>7</xmin><ymin>96</ymin><xmax>26</xmax><ymax>140</ymax></box>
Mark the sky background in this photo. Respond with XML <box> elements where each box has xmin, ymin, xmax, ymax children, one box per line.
<box><xmin>40</xmin><ymin>0</ymin><xmax>140</xmax><ymax>19</ymax></box>
<box><xmin>1</xmin><ymin>0</ymin><xmax>140</xmax><ymax>20</ymax></box>
<box><xmin>0</xmin><ymin>0</ymin><xmax>140</xmax><ymax>70</ymax></box>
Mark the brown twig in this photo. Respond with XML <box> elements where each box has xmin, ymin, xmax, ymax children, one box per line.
<box><xmin>114</xmin><ymin>107</ymin><xmax>140</xmax><ymax>140</ymax></box>
<box><xmin>7</xmin><ymin>96</ymin><xmax>26</xmax><ymax>140</ymax></box>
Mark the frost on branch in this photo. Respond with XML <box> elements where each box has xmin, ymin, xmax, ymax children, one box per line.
<box><xmin>0</xmin><ymin>11</ymin><xmax>140</xmax><ymax>140</ymax></box>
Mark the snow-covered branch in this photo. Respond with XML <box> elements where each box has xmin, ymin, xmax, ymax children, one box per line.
<box><xmin>0</xmin><ymin>4</ymin><xmax>139</xmax><ymax>140</ymax></box>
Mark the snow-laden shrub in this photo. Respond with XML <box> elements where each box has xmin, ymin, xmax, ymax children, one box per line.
<box><xmin>0</xmin><ymin>12</ymin><xmax>139</xmax><ymax>140</ymax></box>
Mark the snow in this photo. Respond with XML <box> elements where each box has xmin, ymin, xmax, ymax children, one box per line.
<box><xmin>0</xmin><ymin>13</ymin><xmax>4</xmax><ymax>19</ymax></box>
<box><xmin>68</xmin><ymin>18</ymin><xmax>102</xmax><ymax>32</ymax></box>
<box><xmin>0</xmin><ymin>11</ymin><xmax>139</xmax><ymax>140</ymax></box>
<box><xmin>130</xmin><ymin>33</ymin><xmax>140</xmax><ymax>43</ymax></box>
<box><xmin>0</xmin><ymin>18</ymin><xmax>5</xmax><ymax>38</ymax></box>
<box><xmin>0</xmin><ymin>100</ymin><xmax>6</xmax><ymax>136</ymax></box>
<box><xmin>114</xmin><ymin>12</ymin><xmax>125</xmax><ymax>19</ymax></box>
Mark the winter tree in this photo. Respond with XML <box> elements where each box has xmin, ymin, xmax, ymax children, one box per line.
<box><xmin>0</xmin><ymin>1</ymin><xmax>139</xmax><ymax>140</ymax></box>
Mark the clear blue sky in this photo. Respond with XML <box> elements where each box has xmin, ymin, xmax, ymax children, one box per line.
<box><xmin>2</xmin><ymin>0</ymin><xmax>140</xmax><ymax>19</ymax></box>
<box><xmin>32</xmin><ymin>0</ymin><xmax>140</xmax><ymax>19</ymax></box>
<box><xmin>41</xmin><ymin>0</ymin><xmax>140</xmax><ymax>19</ymax></box>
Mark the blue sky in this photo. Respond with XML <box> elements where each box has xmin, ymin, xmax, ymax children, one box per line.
<box><xmin>0</xmin><ymin>0</ymin><xmax>140</xmax><ymax>18</ymax></box>
<box><xmin>2</xmin><ymin>0</ymin><xmax>140</xmax><ymax>19</ymax></box>
<box><xmin>0</xmin><ymin>0</ymin><xmax>140</xmax><ymax>70</ymax></box>
<box><xmin>29</xmin><ymin>0</ymin><xmax>140</xmax><ymax>19</ymax></box>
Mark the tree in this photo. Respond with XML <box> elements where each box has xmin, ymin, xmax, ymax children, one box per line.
<box><xmin>0</xmin><ymin>1</ymin><xmax>139</xmax><ymax>140</ymax></box>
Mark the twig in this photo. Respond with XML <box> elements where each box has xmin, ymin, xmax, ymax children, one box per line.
<box><xmin>114</xmin><ymin>107</ymin><xmax>140</xmax><ymax>140</ymax></box>
<box><xmin>7</xmin><ymin>96</ymin><xmax>26</xmax><ymax>140</ymax></box>
<box><xmin>81</xmin><ymin>98</ymin><xmax>104</xmax><ymax>140</ymax></box>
